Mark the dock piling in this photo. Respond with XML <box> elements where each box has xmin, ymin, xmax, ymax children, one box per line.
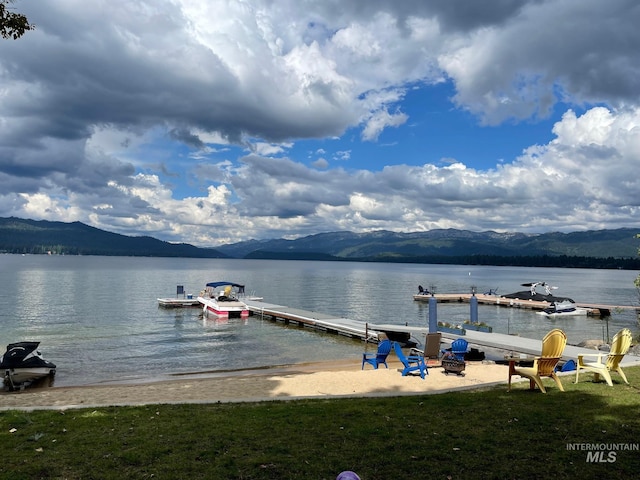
<box><xmin>428</xmin><ymin>295</ymin><xmax>437</xmax><ymax>333</ymax></box>
<box><xmin>470</xmin><ymin>294</ymin><xmax>478</xmax><ymax>324</ymax></box>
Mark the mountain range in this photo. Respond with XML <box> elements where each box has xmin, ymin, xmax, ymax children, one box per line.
<box><xmin>1</xmin><ymin>216</ymin><xmax>639</xmax><ymax>269</ymax></box>
<box><xmin>0</xmin><ymin>217</ymin><xmax>224</xmax><ymax>258</ymax></box>
<box><xmin>216</xmin><ymin>228</ymin><xmax>640</xmax><ymax>259</ymax></box>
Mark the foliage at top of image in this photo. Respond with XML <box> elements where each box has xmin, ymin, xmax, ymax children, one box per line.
<box><xmin>0</xmin><ymin>0</ymin><xmax>33</xmax><ymax>40</ymax></box>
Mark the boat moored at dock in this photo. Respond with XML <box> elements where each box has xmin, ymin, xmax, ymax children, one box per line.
<box><xmin>198</xmin><ymin>281</ymin><xmax>250</xmax><ymax>318</ymax></box>
<box><xmin>536</xmin><ymin>300</ymin><xmax>589</xmax><ymax>317</ymax></box>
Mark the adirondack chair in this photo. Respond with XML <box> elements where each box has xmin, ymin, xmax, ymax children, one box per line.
<box><xmin>450</xmin><ymin>338</ymin><xmax>469</xmax><ymax>361</ymax></box>
<box><xmin>508</xmin><ymin>328</ymin><xmax>567</xmax><ymax>393</ymax></box>
<box><xmin>575</xmin><ymin>328</ymin><xmax>632</xmax><ymax>386</ymax></box>
<box><xmin>441</xmin><ymin>338</ymin><xmax>469</xmax><ymax>361</ymax></box>
<box><xmin>361</xmin><ymin>339</ymin><xmax>392</xmax><ymax>370</ymax></box>
<box><xmin>393</xmin><ymin>342</ymin><xmax>427</xmax><ymax>379</ymax></box>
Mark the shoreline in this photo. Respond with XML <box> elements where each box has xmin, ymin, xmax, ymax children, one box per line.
<box><xmin>0</xmin><ymin>357</ymin><xmax>511</xmax><ymax>411</ymax></box>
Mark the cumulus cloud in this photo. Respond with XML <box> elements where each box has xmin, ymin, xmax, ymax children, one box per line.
<box><xmin>440</xmin><ymin>0</ymin><xmax>640</xmax><ymax>124</ymax></box>
<box><xmin>361</xmin><ymin>108</ymin><xmax>409</xmax><ymax>141</ymax></box>
<box><xmin>0</xmin><ymin>0</ymin><xmax>638</xmax><ymax>245</ymax></box>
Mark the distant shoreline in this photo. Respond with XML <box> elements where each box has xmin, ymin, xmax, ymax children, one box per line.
<box><xmin>2</xmin><ymin>217</ymin><xmax>639</xmax><ymax>270</ymax></box>
<box><xmin>3</xmin><ymin>251</ymin><xmax>639</xmax><ymax>271</ymax></box>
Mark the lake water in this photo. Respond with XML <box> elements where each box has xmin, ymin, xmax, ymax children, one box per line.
<box><xmin>0</xmin><ymin>255</ymin><xmax>638</xmax><ymax>387</ymax></box>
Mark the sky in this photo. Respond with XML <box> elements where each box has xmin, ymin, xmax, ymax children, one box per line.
<box><xmin>1</xmin><ymin>0</ymin><xmax>639</xmax><ymax>247</ymax></box>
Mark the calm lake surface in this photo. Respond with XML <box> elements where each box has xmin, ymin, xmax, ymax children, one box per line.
<box><xmin>1</xmin><ymin>255</ymin><xmax>638</xmax><ymax>386</ymax></box>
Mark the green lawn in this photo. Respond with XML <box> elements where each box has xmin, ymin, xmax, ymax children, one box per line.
<box><xmin>1</xmin><ymin>366</ymin><xmax>639</xmax><ymax>479</ymax></box>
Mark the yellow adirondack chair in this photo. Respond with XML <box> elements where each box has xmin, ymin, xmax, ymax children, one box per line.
<box><xmin>575</xmin><ymin>328</ymin><xmax>632</xmax><ymax>386</ymax></box>
<box><xmin>508</xmin><ymin>328</ymin><xmax>567</xmax><ymax>393</ymax></box>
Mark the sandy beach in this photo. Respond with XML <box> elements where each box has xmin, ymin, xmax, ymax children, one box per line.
<box><xmin>0</xmin><ymin>358</ymin><xmax>511</xmax><ymax>410</ymax></box>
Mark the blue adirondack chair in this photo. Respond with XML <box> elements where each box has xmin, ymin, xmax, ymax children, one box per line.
<box><xmin>442</xmin><ymin>338</ymin><xmax>469</xmax><ymax>361</ymax></box>
<box><xmin>393</xmin><ymin>342</ymin><xmax>427</xmax><ymax>379</ymax></box>
<box><xmin>362</xmin><ymin>339</ymin><xmax>392</xmax><ymax>369</ymax></box>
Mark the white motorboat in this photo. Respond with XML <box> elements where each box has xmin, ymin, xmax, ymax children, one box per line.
<box><xmin>197</xmin><ymin>281</ymin><xmax>250</xmax><ymax>318</ymax></box>
<box><xmin>1</xmin><ymin>342</ymin><xmax>56</xmax><ymax>390</ymax></box>
<box><xmin>537</xmin><ymin>300</ymin><xmax>588</xmax><ymax>317</ymax></box>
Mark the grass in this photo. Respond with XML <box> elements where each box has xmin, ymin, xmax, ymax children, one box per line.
<box><xmin>1</xmin><ymin>367</ymin><xmax>640</xmax><ymax>479</ymax></box>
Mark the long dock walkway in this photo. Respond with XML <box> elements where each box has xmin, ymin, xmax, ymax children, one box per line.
<box><xmin>245</xmin><ymin>300</ymin><xmax>380</xmax><ymax>341</ymax></box>
<box><xmin>245</xmin><ymin>300</ymin><xmax>640</xmax><ymax>366</ymax></box>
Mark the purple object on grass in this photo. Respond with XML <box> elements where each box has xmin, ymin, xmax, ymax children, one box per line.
<box><xmin>336</xmin><ymin>471</ymin><xmax>361</xmax><ymax>480</ymax></box>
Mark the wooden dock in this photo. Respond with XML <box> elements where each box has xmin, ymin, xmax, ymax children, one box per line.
<box><xmin>414</xmin><ymin>293</ymin><xmax>551</xmax><ymax>310</ymax></box>
<box><xmin>245</xmin><ymin>300</ymin><xmax>640</xmax><ymax>365</ymax></box>
<box><xmin>245</xmin><ymin>300</ymin><xmax>381</xmax><ymax>342</ymax></box>
<box><xmin>412</xmin><ymin>293</ymin><xmax>640</xmax><ymax>317</ymax></box>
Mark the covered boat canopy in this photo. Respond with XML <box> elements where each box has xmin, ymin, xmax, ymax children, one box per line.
<box><xmin>1</xmin><ymin>341</ymin><xmax>56</xmax><ymax>369</ymax></box>
<box><xmin>1</xmin><ymin>342</ymin><xmax>40</xmax><ymax>368</ymax></box>
<box><xmin>205</xmin><ymin>281</ymin><xmax>245</xmax><ymax>294</ymax></box>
